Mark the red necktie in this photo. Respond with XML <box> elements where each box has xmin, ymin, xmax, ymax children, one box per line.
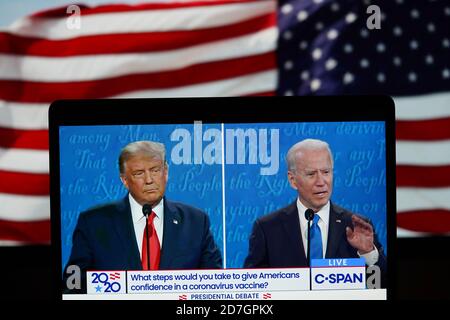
<box><xmin>141</xmin><ymin>211</ymin><xmax>160</xmax><ymax>270</ymax></box>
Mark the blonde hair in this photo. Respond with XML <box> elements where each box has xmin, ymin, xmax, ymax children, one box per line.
<box><xmin>119</xmin><ymin>141</ymin><xmax>166</xmax><ymax>174</ymax></box>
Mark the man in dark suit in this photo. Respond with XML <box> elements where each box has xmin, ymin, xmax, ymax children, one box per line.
<box><xmin>244</xmin><ymin>139</ymin><xmax>386</xmax><ymax>285</ymax></box>
<box><xmin>63</xmin><ymin>141</ymin><xmax>222</xmax><ymax>293</ymax></box>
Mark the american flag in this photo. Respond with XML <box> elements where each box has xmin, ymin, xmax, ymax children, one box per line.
<box><xmin>109</xmin><ymin>272</ymin><xmax>121</xmax><ymax>280</ymax></box>
<box><xmin>0</xmin><ymin>0</ymin><xmax>448</xmax><ymax>245</ymax></box>
<box><xmin>262</xmin><ymin>292</ymin><xmax>272</xmax><ymax>299</ymax></box>
<box><xmin>276</xmin><ymin>0</ymin><xmax>450</xmax><ymax>236</ymax></box>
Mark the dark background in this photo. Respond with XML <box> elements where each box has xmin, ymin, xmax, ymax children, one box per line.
<box><xmin>1</xmin><ymin>237</ymin><xmax>449</xmax><ymax>300</ymax></box>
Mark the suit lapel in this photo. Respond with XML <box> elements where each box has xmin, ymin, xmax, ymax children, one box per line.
<box><xmin>112</xmin><ymin>197</ymin><xmax>142</xmax><ymax>270</ymax></box>
<box><xmin>280</xmin><ymin>202</ymin><xmax>307</xmax><ymax>266</ymax></box>
<box><xmin>159</xmin><ymin>199</ymin><xmax>181</xmax><ymax>269</ymax></box>
<box><xmin>325</xmin><ymin>202</ymin><xmax>347</xmax><ymax>258</ymax></box>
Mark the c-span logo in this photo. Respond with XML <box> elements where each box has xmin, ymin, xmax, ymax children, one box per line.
<box><xmin>311</xmin><ymin>258</ymin><xmax>366</xmax><ymax>290</ymax></box>
<box><xmin>87</xmin><ymin>271</ymin><xmax>126</xmax><ymax>294</ymax></box>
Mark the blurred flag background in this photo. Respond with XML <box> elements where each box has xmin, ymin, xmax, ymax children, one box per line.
<box><xmin>0</xmin><ymin>0</ymin><xmax>449</xmax><ymax>246</ymax></box>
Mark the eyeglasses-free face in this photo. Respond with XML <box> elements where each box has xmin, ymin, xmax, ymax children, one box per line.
<box><xmin>120</xmin><ymin>154</ymin><xmax>168</xmax><ymax>207</ymax></box>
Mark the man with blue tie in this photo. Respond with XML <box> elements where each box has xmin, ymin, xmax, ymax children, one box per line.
<box><xmin>243</xmin><ymin>139</ymin><xmax>386</xmax><ymax>284</ymax></box>
<box><xmin>64</xmin><ymin>141</ymin><xmax>222</xmax><ymax>293</ymax></box>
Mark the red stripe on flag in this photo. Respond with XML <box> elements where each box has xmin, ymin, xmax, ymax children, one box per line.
<box><xmin>0</xmin><ymin>14</ymin><xmax>275</xmax><ymax>56</ymax></box>
<box><xmin>0</xmin><ymin>52</ymin><xmax>276</xmax><ymax>102</ymax></box>
<box><xmin>396</xmin><ymin>118</ymin><xmax>450</xmax><ymax>141</ymax></box>
<box><xmin>31</xmin><ymin>0</ymin><xmax>261</xmax><ymax>18</ymax></box>
<box><xmin>0</xmin><ymin>171</ymin><xmax>49</xmax><ymax>196</ymax></box>
<box><xmin>397</xmin><ymin>165</ymin><xmax>450</xmax><ymax>188</ymax></box>
<box><xmin>243</xmin><ymin>91</ymin><xmax>276</xmax><ymax>96</ymax></box>
<box><xmin>0</xmin><ymin>219</ymin><xmax>50</xmax><ymax>243</ymax></box>
<box><xmin>0</xmin><ymin>128</ymin><xmax>48</xmax><ymax>150</ymax></box>
<box><xmin>397</xmin><ymin>209</ymin><xmax>450</xmax><ymax>234</ymax></box>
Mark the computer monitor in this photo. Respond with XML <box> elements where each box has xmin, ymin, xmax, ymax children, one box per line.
<box><xmin>49</xmin><ymin>96</ymin><xmax>395</xmax><ymax>301</ymax></box>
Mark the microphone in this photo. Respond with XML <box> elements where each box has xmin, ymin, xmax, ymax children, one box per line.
<box><xmin>304</xmin><ymin>208</ymin><xmax>314</xmax><ymax>221</ymax></box>
<box><xmin>142</xmin><ymin>204</ymin><xmax>152</xmax><ymax>270</ymax></box>
<box><xmin>304</xmin><ymin>208</ymin><xmax>315</xmax><ymax>268</ymax></box>
<box><xmin>142</xmin><ymin>204</ymin><xmax>152</xmax><ymax>217</ymax></box>
<box><xmin>304</xmin><ymin>208</ymin><xmax>315</xmax><ymax>291</ymax></box>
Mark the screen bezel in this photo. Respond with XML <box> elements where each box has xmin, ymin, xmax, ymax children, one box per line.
<box><xmin>49</xmin><ymin>96</ymin><xmax>396</xmax><ymax>302</ymax></box>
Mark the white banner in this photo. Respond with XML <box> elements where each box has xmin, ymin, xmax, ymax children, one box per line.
<box><xmin>127</xmin><ymin>268</ymin><xmax>310</xmax><ymax>295</ymax></box>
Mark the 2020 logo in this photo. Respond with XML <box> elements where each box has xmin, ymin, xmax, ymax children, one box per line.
<box><xmin>87</xmin><ymin>271</ymin><xmax>126</xmax><ymax>294</ymax></box>
<box><xmin>90</xmin><ymin>272</ymin><xmax>121</xmax><ymax>293</ymax></box>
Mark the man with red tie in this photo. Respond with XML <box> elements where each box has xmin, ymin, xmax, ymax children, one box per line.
<box><xmin>64</xmin><ymin>141</ymin><xmax>222</xmax><ymax>293</ymax></box>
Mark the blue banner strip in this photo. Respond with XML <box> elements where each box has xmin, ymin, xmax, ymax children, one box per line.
<box><xmin>311</xmin><ymin>258</ymin><xmax>365</xmax><ymax>267</ymax></box>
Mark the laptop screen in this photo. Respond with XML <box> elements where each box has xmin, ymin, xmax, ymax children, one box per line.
<box><xmin>49</xmin><ymin>97</ymin><xmax>395</xmax><ymax>301</ymax></box>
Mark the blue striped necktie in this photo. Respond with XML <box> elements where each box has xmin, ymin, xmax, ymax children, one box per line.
<box><xmin>310</xmin><ymin>214</ymin><xmax>323</xmax><ymax>260</ymax></box>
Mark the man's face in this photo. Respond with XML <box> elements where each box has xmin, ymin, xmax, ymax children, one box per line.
<box><xmin>288</xmin><ymin>148</ymin><xmax>333</xmax><ymax>212</ymax></box>
<box><xmin>120</xmin><ymin>154</ymin><xmax>168</xmax><ymax>207</ymax></box>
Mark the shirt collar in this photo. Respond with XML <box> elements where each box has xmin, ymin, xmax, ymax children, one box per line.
<box><xmin>129</xmin><ymin>194</ymin><xmax>164</xmax><ymax>223</ymax></box>
<box><xmin>297</xmin><ymin>198</ymin><xmax>330</xmax><ymax>227</ymax></box>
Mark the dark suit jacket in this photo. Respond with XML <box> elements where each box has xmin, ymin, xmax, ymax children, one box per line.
<box><xmin>63</xmin><ymin>196</ymin><xmax>222</xmax><ymax>292</ymax></box>
<box><xmin>243</xmin><ymin>201</ymin><xmax>387</xmax><ymax>286</ymax></box>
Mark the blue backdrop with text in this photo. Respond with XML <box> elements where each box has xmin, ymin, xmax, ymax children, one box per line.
<box><xmin>59</xmin><ymin>121</ymin><xmax>386</xmax><ymax>269</ymax></box>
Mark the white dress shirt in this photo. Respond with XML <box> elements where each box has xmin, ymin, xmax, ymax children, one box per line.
<box><xmin>297</xmin><ymin>198</ymin><xmax>329</xmax><ymax>259</ymax></box>
<box><xmin>296</xmin><ymin>198</ymin><xmax>379</xmax><ymax>266</ymax></box>
<box><xmin>129</xmin><ymin>194</ymin><xmax>164</xmax><ymax>258</ymax></box>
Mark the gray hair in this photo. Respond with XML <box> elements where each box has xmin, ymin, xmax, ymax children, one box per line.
<box><xmin>286</xmin><ymin>139</ymin><xmax>333</xmax><ymax>172</ymax></box>
<box><xmin>119</xmin><ymin>141</ymin><xmax>166</xmax><ymax>174</ymax></box>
